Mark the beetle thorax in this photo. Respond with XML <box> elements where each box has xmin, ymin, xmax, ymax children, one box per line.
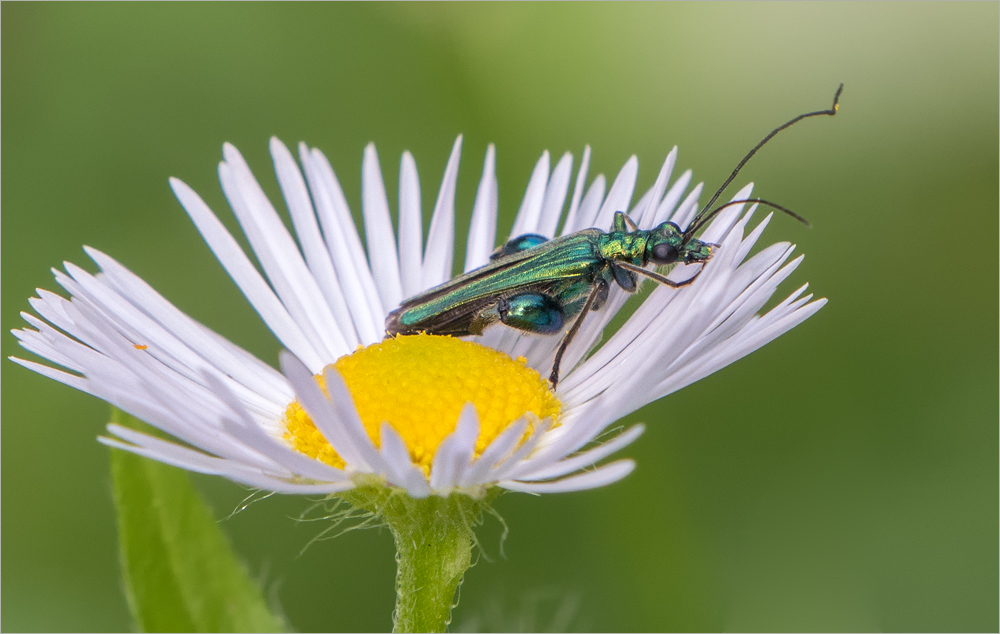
<box><xmin>597</xmin><ymin>230</ymin><xmax>649</xmax><ymax>265</ymax></box>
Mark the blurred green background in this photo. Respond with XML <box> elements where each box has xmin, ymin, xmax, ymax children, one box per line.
<box><xmin>2</xmin><ymin>3</ymin><xmax>996</xmax><ymax>632</ymax></box>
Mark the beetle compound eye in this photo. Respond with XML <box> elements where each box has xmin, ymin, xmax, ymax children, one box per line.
<box><xmin>651</xmin><ymin>242</ymin><xmax>679</xmax><ymax>264</ymax></box>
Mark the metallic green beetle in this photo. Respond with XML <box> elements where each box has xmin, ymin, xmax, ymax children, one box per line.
<box><xmin>385</xmin><ymin>210</ymin><xmax>720</xmax><ymax>389</ymax></box>
<box><xmin>386</xmin><ymin>85</ymin><xmax>842</xmax><ymax>388</ymax></box>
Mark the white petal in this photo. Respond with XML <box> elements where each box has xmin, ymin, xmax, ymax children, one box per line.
<box><xmin>362</xmin><ymin>143</ymin><xmax>404</xmax><ymax>310</ymax></box>
<box><xmin>379</xmin><ymin>422</ymin><xmax>431</xmax><ymax>497</ymax></box>
<box><xmin>106</xmin><ymin>427</ymin><xmax>353</xmax><ymax>494</ymax></box>
<box><xmin>422</xmin><ymin>136</ymin><xmax>463</xmax><ymax>289</ymax></box>
<box><xmin>510</xmin><ymin>151</ymin><xmax>550</xmax><ymax>238</ymax></box>
<box><xmin>221</xmin><ymin>473</ymin><xmax>355</xmax><ymax>495</ymax></box>
<box><xmin>514</xmin><ymin>400</ymin><xmax>619</xmax><ymax>471</ymax></box>
<box><xmin>220</xmin><ymin>416</ymin><xmax>348</xmax><ymax>483</ymax></box>
<box><xmin>460</xmin><ymin>417</ymin><xmax>528</xmax><ymax>487</ymax></box>
<box><xmin>429</xmin><ymin>403</ymin><xmax>480</xmax><ymax>491</ymax></box>
<box><xmin>572</xmin><ymin>174</ymin><xmax>606</xmax><ymax>232</ymax></box>
<box><xmin>697</xmin><ymin>183</ymin><xmax>753</xmax><ymax>243</ymax></box>
<box><xmin>634</xmin><ymin>148</ymin><xmax>676</xmax><ymax>228</ymax></box>
<box><xmin>536</xmin><ymin>152</ymin><xmax>573</xmax><ymax>238</ymax></box>
<box><xmin>9</xmin><ymin>356</ymin><xmax>92</xmax><ymax>394</ymax></box>
<box><xmin>670</xmin><ymin>182</ymin><xmax>705</xmax><ymax>231</ymax></box>
<box><xmin>271</xmin><ymin>138</ymin><xmax>360</xmax><ymax>349</ymax></box>
<box><xmin>561</xmin><ymin>145</ymin><xmax>591</xmax><ymax>236</ymax></box>
<box><xmin>219</xmin><ymin>144</ymin><xmax>347</xmax><ymax>361</ymax></box>
<box><xmin>510</xmin><ymin>424</ymin><xmax>645</xmax><ymax>482</ymax></box>
<box><xmin>464</xmin><ymin>145</ymin><xmax>498</xmax><ymax>272</ymax></box>
<box><xmin>62</xmin><ymin>261</ymin><xmax>282</xmax><ymax>417</ymax></box>
<box><xmin>653</xmin><ymin>168</ymin><xmax>692</xmax><ymax>225</ymax></box>
<box><xmin>203</xmin><ymin>371</ymin><xmax>348</xmax><ymax>482</ymax></box>
<box><xmin>101</xmin><ymin>429</ymin><xmax>240</xmax><ymax>475</ymax></box>
<box><xmin>105</xmin><ymin>422</ymin><xmax>286</xmax><ymax>478</ymax></box>
<box><xmin>279</xmin><ymin>351</ymin><xmax>370</xmax><ymax>471</ymax></box>
<box><xmin>15</xmin><ymin>312</ymin><xmax>84</xmax><ymax>370</ymax></box>
<box><xmin>299</xmin><ymin>145</ymin><xmax>384</xmax><ymax>342</ymax></box>
<box><xmin>593</xmin><ymin>155</ymin><xmax>638</xmax><ymax>231</ymax></box>
<box><xmin>86</xmin><ymin>247</ymin><xmax>292</xmax><ymax>405</ymax></box>
<box><xmin>398</xmin><ymin>151</ymin><xmax>424</xmax><ymax>297</ymax></box>
<box><xmin>730</xmin><ymin>210</ymin><xmax>773</xmax><ymax>265</ymax></box>
<box><xmin>169</xmin><ymin>178</ymin><xmax>324</xmax><ymax>369</ymax></box>
<box><xmin>500</xmin><ymin>459</ymin><xmax>635</xmax><ymax>493</ymax></box>
<box><xmin>488</xmin><ymin>416</ymin><xmax>552</xmax><ymax>482</ymax></box>
<box><xmin>662</xmin><ymin>296</ymin><xmax>826</xmax><ymax>395</ymax></box>
<box><xmin>320</xmin><ymin>365</ymin><xmax>395</xmax><ymax>477</ymax></box>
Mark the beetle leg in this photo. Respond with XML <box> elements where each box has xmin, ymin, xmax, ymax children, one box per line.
<box><xmin>497</xmin><ymin>293</ymin><xmax>565</xmax><ymax>335</ymax></box>
<box><xmin>612</xmin><ymin>211</ymin><xmax>640</xmax><ymax>233</ymax></box>
<box><xmin>611</xmin><ymin>263</ymin><xmax>638</xmax><ymax>293</ymax></box>
<box><xmin>549</xmin><ymin>278</ymin><xmax>608</xmax><ymax>390</ymax></box>
<box><xmin>616</xmin><ymin>260</ymin><xmax>704</xmax><ymax>288</ymax></box>
<box><xmin>590</xmin><ymin>276</ymin><xmax>611</xmax><ymax>311</ymax></box>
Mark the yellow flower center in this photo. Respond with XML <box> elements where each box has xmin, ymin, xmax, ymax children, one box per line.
<box><xmin>284</xmin><ymin>334</ymin><xmax>561</xmax><ymax>474</ymax></box>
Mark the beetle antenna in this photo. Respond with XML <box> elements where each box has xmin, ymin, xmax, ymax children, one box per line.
<box><xmin>684</xmin><ymin>198</ymin><xmax>810</xmax><ymax>238</ymax></box>
<box><xmin>683</xmin><ymin>84</ymin><xmax>842</xmax><ymax>242</ymax></box>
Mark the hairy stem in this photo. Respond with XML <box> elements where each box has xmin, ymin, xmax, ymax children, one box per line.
<box><xmin>342</xmin><ymin>485</ymin><xmax>492</xmax><ymax>633</ymax></box>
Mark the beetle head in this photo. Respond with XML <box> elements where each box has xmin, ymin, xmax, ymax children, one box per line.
<box><xmin>646</xmin><ymin>221</ymin><xmax>716</xmax><ymax>266</ymax></box>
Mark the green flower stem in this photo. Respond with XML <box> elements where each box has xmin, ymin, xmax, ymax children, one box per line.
<box><xmin>388</xmin><ymin>497</ymin><xmax>474</xmax><ymax>633</ymax></box>
<box><xmin>343</xmin><ymin>484</ymin><xmax>494</xmax><ymax>633</ymax></box>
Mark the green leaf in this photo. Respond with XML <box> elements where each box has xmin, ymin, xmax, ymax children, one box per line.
<box><xmin>109</xmin><ymin>409</ymin><xmax>287</xmax><ymax>633</ymax></box>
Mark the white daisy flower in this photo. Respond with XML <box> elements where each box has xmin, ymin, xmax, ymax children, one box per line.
<box><xmin>11</xmin><ymin>136</ymin><xmax>825</xmax><ymax>499</ymax></box>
